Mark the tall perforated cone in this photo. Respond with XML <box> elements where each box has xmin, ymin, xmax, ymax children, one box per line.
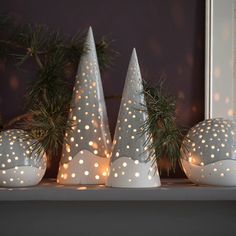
<box><xmin>107</xmin><ymin>48</ymin><xmax>161</xmax><ymax>188</ymax></box>
<box><xmin>57</xmin><ymin>27</ymin><xmax>112</xmax><ymax>185</ymax></box>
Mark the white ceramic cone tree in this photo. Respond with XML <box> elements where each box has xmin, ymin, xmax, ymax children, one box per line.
<box><xmin>107</xmin><ymin>49</ymin><xmax>161</xmax><ymax>188</ymax></box>
<box><xmin>57</xmin><ymin>27</ymin><xmax>112</xmax><ymax>185</ymax></box>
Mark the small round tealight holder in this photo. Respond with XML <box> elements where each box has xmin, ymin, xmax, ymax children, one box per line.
<box><xmin>0</xmin><ymin>129</ymin><xmax>47</xmax><ymax>187</ymax></box>
<box><xmin>181</xmin><ymin>118</ymin><xmax>236</xmax><ymax>186</ymax></box>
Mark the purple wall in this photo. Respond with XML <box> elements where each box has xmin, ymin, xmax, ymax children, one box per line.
<box><xmin>0</xmin><ymin>0</ymin><xmax>205</xmax><ymax>177</ymax></box>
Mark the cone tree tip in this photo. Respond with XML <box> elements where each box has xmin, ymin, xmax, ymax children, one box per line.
<box><xmin>88</xmin><ymin>26</ymin><xmax>93</xmax><ymax>35</ymax></box>
<box><xmin>85</xmin><ymin>26</ymin><xmax>95</xmax><ymax>51</ymax></box>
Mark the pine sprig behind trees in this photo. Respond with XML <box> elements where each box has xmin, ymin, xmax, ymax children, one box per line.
<box><xmin>0</xmin><ymin>14</ymin><xmax>116</xmax><ymax>160</ymax></box>
<box><xmin>142</xmin><ymin>79</ymin><xmax>186</xmax><ymax>173</ymax></box>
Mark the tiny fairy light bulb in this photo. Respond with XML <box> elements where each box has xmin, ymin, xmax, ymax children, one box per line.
<box><xmin>57</xmin><ymin>27</ymin><xmax>111</xmax><ymax>185</ymax></box>
<box><xmin>107</xmin><ymin>48</ymin><xmax>161</xmax><ymax>188</ymax></box>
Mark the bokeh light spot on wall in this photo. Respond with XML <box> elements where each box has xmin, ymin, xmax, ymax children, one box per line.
<box><xmin>191</xmin><ymin>106</ymin><xmax>197</xmax><ymax>113</ymax></box>
<box><xmin>225</xmin><ymin>97</ymin><xmax>230</xmax><ymax>104</ymax></box>
<box><xmin>186</xmin><ymin>53</ymin><xmax>194</xmax><ymax>67</ymax></box>
<box><xmin>9</xmin><ymin>75</ymin><xmax>19</xmax><ymax>91</ymax></box>
<box><xmin>214</xmin><ymin>66</ymin><xmax>221</xmax><ymax>79</ymax></box>
<box><xmin>227</xmin><ymin>109</ymin><xmax>234</xmax><ymax>117</ymax></box>
<box><xmin>214</xmin><ymin>93</ymin><xmax>220</xmax><ymax>102</ymax></box>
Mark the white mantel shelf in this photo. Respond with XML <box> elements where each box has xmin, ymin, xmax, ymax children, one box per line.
<box><xmin>0</xmin><ymin>178</ymin><xmax>236</xmax><ymax>201</ymax></box>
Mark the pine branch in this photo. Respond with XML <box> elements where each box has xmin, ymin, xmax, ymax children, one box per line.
<box><xmin>142</xmin><ymin>79</ymin><xmax>186</xmax><ymax>173</ymax></box>
<box><xmin>0</xmin><ymin>15</ymin><xmax>115</xmax><ymax>69</ymax></box>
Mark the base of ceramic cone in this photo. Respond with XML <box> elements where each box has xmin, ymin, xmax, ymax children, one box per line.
<box><xmin>57</xmin><ymin>150</ymin><xmax>110</xmax><ymax>185</ymax></box>
<box><xmin>107</xmin><ymin>156</ymin><xmax>161</xmax><ymax>188</ymax></box>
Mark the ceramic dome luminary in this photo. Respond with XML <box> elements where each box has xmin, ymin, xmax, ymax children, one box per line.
<box><xmin>0</xmin><ymin>129</ymin><xmax>47</xmax><ymax>187</ymax></box>
<box><xmin>107</xmin><ymin>49</ymin><xmax>161</xmax><ymax>188</ymax></box>
<box><xmin>181</xmin><ymin>118</ymin><xmax>236</xmax><ymax>186</ymax></box>
<box><xmin>57</xmin><ymin>27</ymin><xmax>112</xmax><ymax>185</ymax></box>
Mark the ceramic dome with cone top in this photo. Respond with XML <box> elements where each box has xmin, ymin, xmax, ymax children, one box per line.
<box><xmin>107</xmin><ymin>49</ymin><xmax>161</xmax><ymax>188</ymax></box>
<box><xmin>57</xmin><ymin>27</ymin><xmax>112</xmax><ymax>185</ymax></box>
